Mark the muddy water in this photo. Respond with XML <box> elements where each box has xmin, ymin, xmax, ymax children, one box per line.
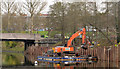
<box><xmin>2</xmin><ymin>52</ymin><xmax>120</xmax><ymax>68</ymax></box>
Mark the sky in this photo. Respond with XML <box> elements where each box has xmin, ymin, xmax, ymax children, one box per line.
<box><xmin>1</xmin><ymin>0</ymin><xmax>120</xmax><ymax>14</ymax></box>
<box><xmin>38</xmin><ymin>0</ymin><xmax>120</xmax><ymax>14</ymax></box>
<box><xmin>41</xmin><ymin>0</ymin><xmax>103</xmax><ymax>14</ymax></box>
<box><xmin>41</xmin><ymin>0</ymin><xmax>55</xmax><ymax>14</ymax></box>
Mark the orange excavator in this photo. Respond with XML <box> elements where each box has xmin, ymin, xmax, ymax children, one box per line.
<box><xmin>46</xmin><ymin>28</ymin><xmax>93</xmax><ymax>57</ymax></box>
<box><xmin>54</xmin><ymin>28</ymin><xmax>93</xmax><ymax>56</ymax></box>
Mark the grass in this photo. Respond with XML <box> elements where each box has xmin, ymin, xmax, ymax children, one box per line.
<box><xmin>2</xmin><ymin>41</ymin><xmax>24</xmax><ymax>52</ymax></box>
<box><xmin>52</xmin><ymin>41</ymin><xmax>63</xmax><ymax>47</ymax></box>
<box><xmin>2</xmin><ymin>31</ymin><xmax>49</xmax><ymax>35</ymax></box>
<box><xmin>3</xmin><ymin>46</ymin><xmax>24</xmax><ymax>52</ymax></box>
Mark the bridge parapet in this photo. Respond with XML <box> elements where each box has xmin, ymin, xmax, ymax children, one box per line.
<box><xmin>1</xmin><ymin>33</ymin><xmax>41</xmax><ymax>40</ymax></box>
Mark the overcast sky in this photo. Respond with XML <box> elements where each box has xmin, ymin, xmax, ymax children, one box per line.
<box><xmin>1</xmin><ymin>0</ymin><xmax>120</xmax><ymax>14</ymax></box>
<box><xmin>39</xmin><ymin>0</ymin><xmax>120</xmax><ymax>14</ymax></box>
<box><xmin>41</xmin><ymin>0</ymin><xmax>103</xmax><ymax>14</ymax></box>
<box><xmin>41</xmin><ymin>0</ymin><xmax>55</xmax><ymax>14</ymax></box>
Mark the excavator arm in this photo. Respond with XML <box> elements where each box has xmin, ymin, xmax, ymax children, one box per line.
<box><xmin>67</xmin><ymin>28</ymin><xmax>86</xmax><ymax>47</ymax></box>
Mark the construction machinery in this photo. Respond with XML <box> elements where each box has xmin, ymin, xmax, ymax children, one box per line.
<box><xmin>46</xmin><ymin>28</ymin><xmax>93</xmax><ymax>57</ymax></box>
<box><xmin>38</xmin><ymin>28</ymin><xmax>98</xmax><ymax>64</ymax></box>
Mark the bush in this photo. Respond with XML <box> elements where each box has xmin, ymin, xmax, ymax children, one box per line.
<box><xmin>5</xmin><ymin>41</ymin><xmax>17</xmax><ymax>48</ymax></box>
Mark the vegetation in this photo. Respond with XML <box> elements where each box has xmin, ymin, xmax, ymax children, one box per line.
<box><xmin>2</xmin><ymin>41</ymin><xmax>24</xmax><ymax>51</ymax></box>
<box><xmin>46</xmin><ymin>2</ymin><xmax>119</xmax><ymax>45</ymax></box>
<box><xmin>1</xmin><ymin>1</ymin><xmax>120</xmax><ymax>46</ymax></box>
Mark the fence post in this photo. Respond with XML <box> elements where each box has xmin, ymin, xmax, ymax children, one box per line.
<box><xmin>116</xmin><ymin>46</ymin><xmax>118</xmax><ymax>67</ymax></box>
<box><xmin>118</xmin><ymin>44</ymin><xmax>120</xmax><ymax>62</ymax></box>
<box><xmin>108</xmin><ymin>49</ymin><xmax>110</xmax><ymax>67</ymax></box>
<box><xmin>104</xmin><ymin>46</ymin><xmax>106</xmax><ymax>61</ymax></box>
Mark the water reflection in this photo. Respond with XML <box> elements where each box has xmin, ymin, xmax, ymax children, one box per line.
<box><xmin>36</xmin><ymin>61</ymin><xmax>97</xmax><ymax>67</ymax></box>
<box><xmin>36</xmin><ymin>61</ymin><xmax>120</xmax><ymax>68</ymax></box>
<box><xmin>2</xmin><ymin>52</ymin><xmax>24</xmax><ymax>66</ymax></box>
<box><xmin>2</xmin><ymin>52</ymin><xmax>120</xmax><ymax>68</ymax></box>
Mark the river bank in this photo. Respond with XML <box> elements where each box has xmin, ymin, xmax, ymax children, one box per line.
<box><xmin>2</xmin><ymin>50</ymin><xmax>24</xmax><ymax>53</ymax></box>
<box><xmin>2</xmin><ymin>41</ymin><xmax>24</xmax><ymax>52</ymax></box>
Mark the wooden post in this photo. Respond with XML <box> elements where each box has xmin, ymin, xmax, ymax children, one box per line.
<box><xmin>35</xmin><ymin>40</ymin><xmax>38</xmax><ymax>46</ymax></box>
<box><xmin>92</xmin><ymin>48</ymin><xmax>94</xmax><ymax>57</ymax></box>
<box><xmin>113</xmin><ymin>45</ymin><xmax>114</xmax><ymax>62</ymax></box>
<box><xmin>82</xmin><ymin>48</ymin><xmax>83</xmax><ymax>55</ymax></box>
<box><xmin>118</xmin><ymin>44</ymin><xmax>120</xmax><ymax>65</ymax></box>
<box><xmin>96</xmin><ymin>48</ymin><xmax>97</xmax><ymax>57</ymax></box>
<box><xmin>116</xmin><ymin>46</ymin><xmax>118</xmax><ymax>67</ymax></box>
<box><xmin>108</xmin><ymin>50</ymin><xmax>109</xmax><ymax>61</ymax></box>
<box><xmin>90</xmin><ymin>49</ymin><xmax>93</xmax><ymax>56</ymax></box>
<box><xmin>104</xmin><ymin>46</ymin><xmax>106</xmax><ymax>61</ymax></box>
<box><xmin>108</xmin><ymin>49</ymin><xmax>110</xmax><ymax>67</ymax></box>
<box><xmin>94</xmin><ymin>49</ymin><xmax>96</xmax><ymax>56</ymax></box>
<box><xmin>88</xmin><ymin>47</ymin><xmax>89</xmax><ymax>56</ymax></box>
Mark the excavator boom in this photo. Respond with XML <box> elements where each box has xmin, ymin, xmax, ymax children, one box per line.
<box><xmin>67</xmin><ymin>28</ymin><xmax>86</xmax><ymax>47</ymax></box>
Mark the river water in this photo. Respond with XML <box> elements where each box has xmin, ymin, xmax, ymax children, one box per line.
<box><xmin>2</xmin><ymin>52</ymin><xmax>120</xmax><ymax>69</ymax></box>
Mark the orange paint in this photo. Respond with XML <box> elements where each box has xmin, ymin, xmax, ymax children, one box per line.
<box><xmin>67</xmin><ymin>28</ymin><xmax>86</xmax><ymax>47</ymax></box>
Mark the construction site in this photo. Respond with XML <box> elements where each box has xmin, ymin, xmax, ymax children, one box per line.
<box><xmin>24</xmin><ymin>1</ymin><xmax>120</xmax><ymax>68</ymax></box>
<box><xmin>1</xmin><ymin>0</ymin><xmax>120</xmax><ymax>69</ymax></box>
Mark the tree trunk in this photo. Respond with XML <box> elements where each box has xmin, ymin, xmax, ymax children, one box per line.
<box><xmin>8</xmin><ymin>12</ymin><xmax>10</xmax><ymax>32</ymax></box>
<box><xmin>31</xmin><ymin>15</ymin><xmax>34</xmax><ymax>33</ymax></box>
<box><xmin>61</xmin><ymin>3</ymin><xmax>65</xmax><ymax>45</ymax></box>
<box><xmin>61</xmin><ymin>30</ymin><xmax>65</xmax><ymax>45</ymax></box>
<box><xmin>61</xmin><ymin>16</ymin><xmax>65</xmax><ymax>45</ymax></box>
<box><xmin>117</xmin><ymin>1</ymin><xmax>120</xmax><ymax>43</ymax></box>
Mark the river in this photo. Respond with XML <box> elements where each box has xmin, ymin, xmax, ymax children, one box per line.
<box><xmin>1</xmin><ymin>52</ymin><xmax>120</xmax><ymax>69</ymax></box>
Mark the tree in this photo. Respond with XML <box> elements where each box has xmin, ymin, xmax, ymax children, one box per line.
<box><xmin>49</xmin><ymin>2</ymin><xmax>67</xmax><ymax>44</ymax></box>
<box><xmin>33</xmin><ymin>14</ymin><xmax>48</xmax><ymax>31</ymax></box>
<box><xmin>48</xmin><ymin>1</ymin><xmax>118</xmax><ymax>45</ymax></box>
<box><xmin>23</xmin><ymin>0</ymin><xmax>47</xmax><ymax>33</ymax></box>
<box><xmin>117</xmin><ymin>1</ymin><xmax>120</xmax><ymax>43</ymax></box>
<box><xmin>2</xmin><ymin>1</ymin><xmax>16</xmax><ymax>32</ymax></box>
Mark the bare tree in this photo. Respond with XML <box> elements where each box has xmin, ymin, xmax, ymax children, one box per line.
<box><xmin>49</xmin><ymin>2</ymin><xmax>67</xmax><ymax>44</ymax></box>
<box><xmin>117</xmin><ymin>1</ymin><xmax>120</xmax><ymax>43</ymax></box>
<box><xmin>2</xmin><ymin>1</ymin><xmax>16</xmax><ymax>32</ymax></box>
<box><xmin>23</xmin><ymin>0</ymin><xmax>47</xmax><ymax>33</ymax></box>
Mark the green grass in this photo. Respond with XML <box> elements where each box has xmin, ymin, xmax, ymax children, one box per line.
<box><xmin>2</xmin><ymin>41</ymin><xmax>24</xmax><ymax>52</ymax></box>
<box><xmin>3</xmin><ymin>46</ymin><xmax>24</xmax><ymax>51</ymax></box>
<box><xmin>2</xmin><ymin>31</ymin><xmax>49</xmax><ymax>35</ymax></box>
<box><xmin>2</xmin><ymin>30</ymin><xmax>113</xmax><ymax>38</ymax></box>
<box><xmin>53</xmin><ymin>41</ymin><xmax>63</xmax><ymax>46</ymax></box>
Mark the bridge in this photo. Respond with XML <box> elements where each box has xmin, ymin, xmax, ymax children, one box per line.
<box><xmin>1</xmin><ymin>33</ymin><xmax>41</xmax><ymax>41</ymax></box>
<box><xmin>0</xmin><ymin>33</ymin><xmax>62</xmax><ymax>50</ymax></box>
